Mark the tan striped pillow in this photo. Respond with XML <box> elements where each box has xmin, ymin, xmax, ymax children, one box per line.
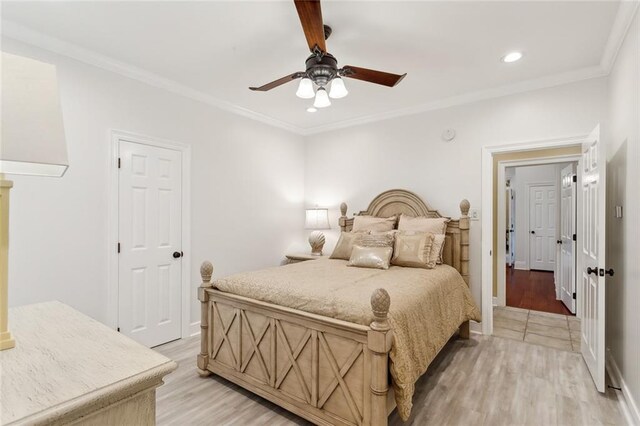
<box><xmin>360</xmin><ymin>232</ymin><xmax>395</xmax><ymax>248</ymax></box>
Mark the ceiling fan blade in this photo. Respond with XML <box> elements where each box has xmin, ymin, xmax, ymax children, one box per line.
<box><xmin>294</xmin><ymin>0</ymin><xmax>327</xmax><ymax>53</ymax></box>
<box><xmin>341</xmin><ymin>66</ymin><xmax>407</xmax><ymax>87</ymax></box>
<box><xmin>249</xmin><ymin>72</ymin><xmax>304</xmax><ymax>91</ymax></box>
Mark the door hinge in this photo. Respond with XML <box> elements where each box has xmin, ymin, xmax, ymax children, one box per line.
<box><xmin>572</xmin><ymin>233</ymin><xmax>577</xmax><ymax>241</ymax></box>
<box><xmin>572</xmin><ymin>175</ymin><xmax>577</xmax><ymax>183</ymax></box>
<box><xmin>118</xmin><ymin>157</ymin><xmax>121</xmax><ymax>169</ymax></box>
<box><xmin>117</xmin><ymin>242</ymin><xmax>121</xmax><ymax>253</ymax></box>
<box><xmin>572</xmin><ymin>292</ymin><xmax>576</xmax><ymax>300</ymax></box>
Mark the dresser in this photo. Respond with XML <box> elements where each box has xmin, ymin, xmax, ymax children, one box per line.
<box><xmin>0</xmin><ymin>302</ymin><xmax>176</xmax><ymax>425</ymax></box>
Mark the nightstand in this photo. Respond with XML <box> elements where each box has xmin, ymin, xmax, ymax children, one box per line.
<box><xmin>285</xmin><ymin>253</ymin><xmax>327</xmax><ymax>264</ymax></box>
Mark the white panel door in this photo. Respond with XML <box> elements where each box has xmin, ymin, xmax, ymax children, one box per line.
<box><xmin>560</xmin><ymin>164</ymin><xmax>577</xmax><ymax>313</ymax></box>
<box><xmin>119</xmin><ymin>141</ymin><xmax>182</xmax><ymax>347</ymax></box>
<box><xmin>529</xmin><ymin>185</ymin><xmax>557</xmax><ymax>271</ymax></box>
<box><xmin>578</xmin><ymin>125</ymin><xmax>606</xmax><ymax>392</ymax></box>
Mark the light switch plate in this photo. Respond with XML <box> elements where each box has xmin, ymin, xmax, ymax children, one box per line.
<box><xmin>469</xmin><ymin>209</ymin><xmax>480</xmax><ymax>221</ymax></box>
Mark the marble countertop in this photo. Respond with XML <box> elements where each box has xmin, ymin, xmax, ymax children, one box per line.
<box><xmin>0</xmin><ymin>301</ymin><xmax>177</xmax><ymax>424</ymax></box>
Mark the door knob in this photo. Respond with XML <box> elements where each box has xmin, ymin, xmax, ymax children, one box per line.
<box><xmin>557</xmin><ymin>240</ymin><xmax>562</xmax><ymax>244</ymax></box>
<box><xmin>587</xmin><ymin>267</ymin><xmax>598</xmax><ymax>275</ymax></box>
<box><xmin>173</xmin><ymin>251</ymin><xmax>183</xmax><ymax>259</ymax></box>
<box><xmin>530</xmin><ymin>231</ymin><xmax>535</xmax><ymax>234</ymax></box>
<box><xmin>600</xmin><ymin>268</ymin><xmax>614</xmax><ymax>277</ymax></box>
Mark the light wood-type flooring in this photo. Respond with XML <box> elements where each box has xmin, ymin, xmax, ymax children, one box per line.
<box><xmin>155</xmin><ymin>334</ymin><xmax>623</xmax><ymax>425</ymax></box>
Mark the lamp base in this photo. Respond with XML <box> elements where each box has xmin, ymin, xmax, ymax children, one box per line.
<box><xmin>308</xmin><ymin>231</ymin><xmax>326</xmax><ymax>256</ymax></box>
<box><xmin>0</xmin><ymin>331</ymin><xmax>15</xmax><ymax>350</ymax></box>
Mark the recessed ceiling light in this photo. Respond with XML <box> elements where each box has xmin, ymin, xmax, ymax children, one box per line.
<box><xmin>306</xmin><ymin>106</ymin><xmax>317</xmax><ymax>113</ymax></box>
<box><xmin>502</xmin><ymin>52</ymin><xmax>523</xmax><ymax>63</ymax></box>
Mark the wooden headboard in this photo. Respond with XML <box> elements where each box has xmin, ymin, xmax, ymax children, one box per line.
<box><xmin>338</xmin><ymin>189</ymin><xmax>470</xmax><ymax>287</ymax></box>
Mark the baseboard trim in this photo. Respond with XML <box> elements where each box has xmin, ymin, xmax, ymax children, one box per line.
<box><xmin>189</xmin><ymin>321</ymin><xmax>201</xmax><ymax>337</ymax></box>
<box><xmin>514</xmin><ymin>261</ymin><xmax>528</xmax><ymax>270</ymax></box>
<box><xmin>606</xmin><ymin>350</ymin><xmax>640</xmax><ymax>425</ymax></box>
<box><xmin>470</xmin><ymin>320</ymin><xmax>483</xmax><ymax>335</ymax></box>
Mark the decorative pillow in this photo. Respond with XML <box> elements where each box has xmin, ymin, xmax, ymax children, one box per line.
<box><xmin>352</xmin><ymin>215</ymin><xmax>396</xmax><ymax>233</ymax></box>
<box><xmin>329</xmin><ymin>231</ymin><xmax>369</xmax><ymax>260</ymax></box>
<box><xmin>360</xmin><ymin>232</ymin><xmax>395</xmax><ymax>248</ymax></box>
<box><xmin>430</xmin><ymin>233</ymin><xmax>447</xmax><ymax>265</ymax></box>
<box><xmin>397</xmin><ymin>214</ymin><xmax>449</xmax><ymax>234</ymax></box>
<box><xmin>347</xmin><ymin>245</ymin><xmax>393</xmax><ymax>270</ymax></box>
<box><xmin>391</xmin><ymin>232</ymin><xmax>435</xmax><ymax>269</ymax></box>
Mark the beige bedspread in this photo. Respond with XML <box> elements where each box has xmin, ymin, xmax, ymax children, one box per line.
<box><xmin>214</xmin><ymin>258</ymin><xmax>481</xmax><ymax>420</ymax></box>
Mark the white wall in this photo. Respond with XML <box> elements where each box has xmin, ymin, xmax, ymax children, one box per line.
<box><xmin>305</xmin><ymin>77</ymin><xmax>606</xmax><ymax>308</ymax></box>
<box><xmin>3</xmin><ymin>38</ymin><xmax>306</xmax><ymax>331</ymax></box>
<box><xmin>605</xmin><ymin>9</ymin><xmax>640</xmax><ymax>423</ymax></box>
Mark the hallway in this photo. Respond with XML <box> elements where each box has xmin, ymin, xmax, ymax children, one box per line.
<box><xmin>506</xmin><ymin>266</ymin><xmax>573</xmax><ymax>316</ymax></box>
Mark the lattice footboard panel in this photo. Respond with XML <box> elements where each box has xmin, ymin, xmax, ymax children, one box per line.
<box><xmin>208</xmin><ymin>299</ymin><xmax>371</xmax><ymax>426</ymax></box>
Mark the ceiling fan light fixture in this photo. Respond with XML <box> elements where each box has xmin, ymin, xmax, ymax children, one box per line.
<box><xmin>329</xmin><ymin>77</ymin><xmax>348</xmax><ymax>99</ymax></box>
<box><xmin>313</xmin><ymin>88</ymin><xmax>331</xmax><ymax>108</ymax></box>
<box><xmin>306</xmin><ymin>106</ymin><xmax>317</xmax><ymax>113</ymax></box>
<box><xmin>296</xmin><ymin>77</ymin><xmax>315</xmax><ymax>99</ymax></box>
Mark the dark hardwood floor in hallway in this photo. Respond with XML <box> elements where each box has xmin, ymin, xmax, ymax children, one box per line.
<box><xmin>506</xmin><ymin>266</ymin><xmax>573</xmax><ymax>315</ymax></box>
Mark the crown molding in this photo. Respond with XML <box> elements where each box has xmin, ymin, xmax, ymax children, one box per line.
<box><xmin>1</xmin><ymin>20</ymin><xmax>306</xmax><ymax>135</ymax></box>
<box><xmin>300</xmin><ymin>65</ymin><xmax>607</xmax><ymax>135</ymax></box>
<box><xmin>600</xmin><ymin>0</ymin><xmax>639</xmax><ymax>73</ymax></box>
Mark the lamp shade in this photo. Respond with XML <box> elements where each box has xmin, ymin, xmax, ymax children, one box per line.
<box><xmin>1</xmin><ymin>52</ymin><xmax>68</xmax><ymax>177</ymax></box>
<box><xmin>313</xmin><ymin>88</ymin><xmax>331</xmax><ymax>108</ymax></box>
<box><xmin>296</xmin><ymin>78</ymin><xmax>315</xmax><ymax>99</ymax></box>
<box><xmin>305</xmin><ymin>208</ymin><xmax>330</xmax><ymax>230</ymax></box>
<box><xmin>329</xmin><ymin>77</ymin><xmax>348</xmax><ymax>99</ymax></box>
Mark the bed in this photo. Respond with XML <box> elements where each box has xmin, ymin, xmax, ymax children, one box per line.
<box><xmin>197</xmin><ymin>189</ymin><xmax>480</xmax><ymax>426</ymax></box>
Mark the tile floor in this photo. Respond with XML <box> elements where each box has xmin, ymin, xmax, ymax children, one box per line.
<box><xmin>493</xmin><ymin>306</ymin><xmax>581</xmax><ymax>352</ymax></box>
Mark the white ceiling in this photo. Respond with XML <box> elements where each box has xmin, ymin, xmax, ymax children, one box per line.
<box><xmin>1</xmin><ymin>1</ymin><xmax>624</xmax><ymax>133</ymax></box>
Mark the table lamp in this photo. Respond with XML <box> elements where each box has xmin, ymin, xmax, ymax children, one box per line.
<box><xmin>304</xmin><ymin>207</ymin><xmax>330</xmax><ymax>255</ymax></box>
<box><xmin>0</xmin><ymin>52</ymin><xmax>68</xmax><ymax>350</ymax></box>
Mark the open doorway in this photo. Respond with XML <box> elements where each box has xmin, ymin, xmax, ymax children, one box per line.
<box><xmin>493</xmin><ymin>151</ymin><xmax>582</xmax><ymax>354</ymax></box>
<box><xmin>503</xmin><ymin>162</ymin><xmax>578</xmax><ymax>316</ymax></box>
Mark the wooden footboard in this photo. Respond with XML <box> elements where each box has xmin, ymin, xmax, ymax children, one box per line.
<box><xmin>197</xmin><ymin>261</ymin><xmax>393</xmax><ymax>426</ymax></box>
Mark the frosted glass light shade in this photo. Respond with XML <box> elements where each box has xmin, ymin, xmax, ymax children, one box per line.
<box><xmin>329</xmin><ymin>77</ymin><xmax>348</xmax><ymax>99</ymax></box>
<box><xmin>313</xmin><ymin>88</ymin><xmax>331</xmax><ymax>108</ymax></box>
<box><xmin>1</xmin><ymin>52</ymin><xmax>68</xmax><ymax>177</ymax></box>
<box><xmin>296</xmin><ymin>78</ymin><xmax>315</xmax><ymax>99</ymax></box>
<box><xmin>305</xmin><ymin>208</ymin><xmax>330</xmax><ymax>230</ymax></box>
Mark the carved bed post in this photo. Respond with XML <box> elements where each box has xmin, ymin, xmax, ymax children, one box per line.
<box><xmin>197</xmin><ymin>261</ymin><xmax>213</xmax><ymax>377</ymax></box>
<box><xmin>368</xmin><ymin>289</ymin><xmax>393</xmax><ymax>426</ymax></box>
<box><xmin>338</xmin><ymin>202</ymin><xmax>348</xmax><ymax>232</ymax></box>
<box><xmin>459</xmin><ymin>199</ymin><xmax>471</xmax><ymax>339</ymax></box>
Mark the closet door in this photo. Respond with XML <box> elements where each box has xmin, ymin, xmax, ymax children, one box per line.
<box><xmin>118</xmin><ymin>140</ymin><xmax>183</xmax><ymax>347</ymax></box>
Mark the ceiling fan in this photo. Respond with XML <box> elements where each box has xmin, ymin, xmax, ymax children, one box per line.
<box><xmin>249</xmin><ymin>0</ymin><xmax>406</xmax><ymax>110</ymax></box>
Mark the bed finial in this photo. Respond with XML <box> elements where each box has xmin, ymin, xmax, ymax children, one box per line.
<box><xmin>200</xmin><ymin>261</ymin><xmax>213</xmax><ymax>284</ymax></box>
<box><xmin>340</xmin><ymin>202</ymin><xmax>347</xmax><ymax>217</ymax></box>
<box><xmin>198</xmin><ymin>261</ymin><xmax>214</xmax><ymax>377</ymax></box>
<box><xmin>460</xmin><ymin>199</ymin><xmax>470</xmax><ymax>217</ymax></box>
<box><xmin>370</xmin><ymin>288</ymin><xmax>391</xmax><ymax>331</ymax></box>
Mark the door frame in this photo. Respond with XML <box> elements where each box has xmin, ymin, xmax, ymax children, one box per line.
<box><xmin>107</xmin><ymin>129</ymin><xmax>193</xmax><ymax>340</ymax></box>
<box><xmin>481</xmin><ymin>135</ymin><xmax>586</xmax><ymax>335</ymax></box>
